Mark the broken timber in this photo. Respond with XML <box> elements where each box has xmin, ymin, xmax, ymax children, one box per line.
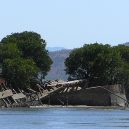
<box><xmin>12</xmin><ymin>93</ymin><xmax>26</xmax><ymax>100</ymax></box>
<box><xmin>0</xmin><ymin>90</ymin><xmax>13</xmax><ymax>99</ymax></box>
<box><xmin>0</xmin><ymin>79</ymin><xmax>127</xmax><ymax>107</ymax></box>
<box><xmin>36</xmin><ymin>80</ymin><xmax>85</xmax><ymax>100</ymax></box>
<box><xmin>38</xmin><ymin>80</ymin><xmax>128</xmax><ymax>107</ymax></box>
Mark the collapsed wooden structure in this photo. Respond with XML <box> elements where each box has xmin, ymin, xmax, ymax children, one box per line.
<box><xmin>0</xmin><ymin>78</ymin><xmax>128</xmax><ymax>107</ymax></box>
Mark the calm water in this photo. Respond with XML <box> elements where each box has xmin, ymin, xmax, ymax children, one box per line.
<box><xmin>0</xmin><ymin>107</ymin><xmax>129</xmax><ymax>129</ymax></box>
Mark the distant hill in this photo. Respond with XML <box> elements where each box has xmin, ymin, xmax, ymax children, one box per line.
<box><xmin>123</xmin><ymin>42</ymin><xmax>129</xmax><ymax>46</ymax></box>
<box><xmin>46</xmin><ymin>43</ymin><xmax>129</xmax><ymax>80</ymax></box>
<box><xmin>47</xmin><ymin>47</ymin><xmax>66</xmax><ymax>52</ymax></box>
<box><xmin>46</xmin><ymin>49</ymin><xmax>71</xmax><ymax>80</ymax></box>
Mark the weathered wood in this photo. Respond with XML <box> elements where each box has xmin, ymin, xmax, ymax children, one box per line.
<box><xmin>37</xmin><ymin>86</ymin><xmax>64</xmax><ymax>100</ymax></box>
<box><xmin>6</xmin><ymin>98</ymin><xmax>12</xmax><ymax>104</ymax></box>
<box><xmin>12</xmin><ymin>93</ymin><xmax>26</xmax><ymax>100</ymax></box>
<box><xmin>47</xmin><ymin>80</ymin><xmax>85</xmax><ymax>87</ymax></box>
<box><xmin>36</xmin><ymin>84</ymin><xmax>44</xmax><ymax>90</ymax></box>
<box><xmin>0</xmin><ymin>90</ymin><xmax>13</xmax><ymax>99</ymax></box>
<box><xmin>27</xmin><ymin>88</ymin><xmax>37</xmax><ymax>93</ymax></box>
<box><xmin>2</xmin><ymin>98</ymin><xmax>9</xmax><ymax>107</ymax></box>
<box><xmin>36</xmin><ymin>80</ymin><xmax>85</xmax><ymax>100</ymax></box>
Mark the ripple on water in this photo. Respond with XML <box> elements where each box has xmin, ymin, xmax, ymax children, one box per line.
<box><xmin>0</xmin><ymin>108</ymin><xmax>129</xmax><ymax>129</ymax></box>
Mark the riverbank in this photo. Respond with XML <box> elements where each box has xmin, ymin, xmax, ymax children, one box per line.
<box><xmin>29</xmin><ymin>105</ymin><xmax>128</xmax><ymax>110</ymax></box>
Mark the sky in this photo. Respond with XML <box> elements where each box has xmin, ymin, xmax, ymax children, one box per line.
<box><xmin>0</xmin><ymin>0</ymin><xmax>129</xmax><ymax>49</ymax></box>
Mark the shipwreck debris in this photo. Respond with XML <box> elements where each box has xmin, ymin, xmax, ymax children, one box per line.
<box><xmin>0</xmin><ymin>78</ymin><xmax>128</xmax><ymax>108</ymax></box>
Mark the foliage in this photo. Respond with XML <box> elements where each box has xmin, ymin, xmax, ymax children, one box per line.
<box><xmin>0</xmin><ymin>43</ymin><xmax>21</xmax><ymax>63</ymax></box>
<box><xmin>113</xmin><ymin>45</ymin><xmax>129</xmax><ymax>90</ymax></box>
<box><xmin>1</xmin><ymin>31</ymin><xmax>52</xmax><ymax>74</ymax></box>
<box><xmin>65</xmin><ymin>43</ymin><xmax>129</xmax><ymax>88</ymax></box>
<box><xmin>0</xmin><ymin>31</ymin><xmax>52</xmax><ymax>88</ymax></box>
<box><xmin>2</xmin><ymin>58</ymin><xmax>38</xmax><ymax>89</ymax></box>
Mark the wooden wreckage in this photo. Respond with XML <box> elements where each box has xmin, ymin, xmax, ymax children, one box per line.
<box><xmin>0</xmin><ymin>78</ymin><xmax>128</xmax><ymax>108</ymax></box>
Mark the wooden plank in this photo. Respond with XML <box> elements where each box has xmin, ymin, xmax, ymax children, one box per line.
<box><xmin>0</xmin><ymin>90</ymin><xmax>13</xmax><ymax>99</ymax></box>
<box><xmin>37</xmin><ymin>86</ymin><xmax>64</xmax><ymax>100</ymax></box>
<box><xmin>27</xmin><ymin>88</ymin><xmax>37</xmax><ymax>93</ymax></box>
<box><xmin>47</xmin><ymin>80</ymin><xmax>85</xmax><ymax>87</ymax></box>
<box><xmin>12</xmin><ymin>93</ymin><xmax>26</xmax><ymax>100</ymax></box>
<box><xmin>36</xmin><ymin>80</ymin><xmax>85</xmax><ymax>100</ymax></box>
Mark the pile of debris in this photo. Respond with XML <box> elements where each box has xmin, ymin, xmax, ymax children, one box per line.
<box><xmin>0</xmin><ymin>79</ymin><xmax>67</xmax><ymax>107</ymax></box>
<box><xmin>0</xmin><ymin>78</ymin><xmax>128</xmax><ymax>108</ymax></box>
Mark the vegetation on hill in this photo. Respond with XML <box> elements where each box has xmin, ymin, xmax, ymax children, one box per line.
<box><xmin>65</xmin><ymin>43</ymin><xmax>129</xmax><ymax>92</ymax></box>
<box><xmin>123</xmin><ymin>42</ymin><xmax>129</xmax><ymax>46</ymax></box>
<box><xmin>0</xmin><ymin>31</ymin><xmax>52</xmax><ymax>89</ymax></box>
<box><xmin>46</xmin><ymin>49</ymin><xmax>71</xmax><ymax>80</ymax></box>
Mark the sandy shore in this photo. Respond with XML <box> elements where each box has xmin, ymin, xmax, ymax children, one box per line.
<box><xmin>29</xmin><ymin>105</ymin><xmax>127</xmax><ymax>109</ymax></box>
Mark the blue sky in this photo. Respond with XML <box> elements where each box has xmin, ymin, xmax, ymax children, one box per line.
<box><xmin>0</xmin><ymin>0</ymin><xmax>129</xmax><ymax>49</ymax></box>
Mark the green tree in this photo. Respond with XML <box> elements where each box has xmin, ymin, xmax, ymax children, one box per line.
<box><xmin>0</xmin><ymin>43</ymin><xmax>21</xmax><ymax>63</ymax></box>
<box><xmin>113</xmin><ymin>45</ymin><xmax>129</xmax><ymax>91</ymax></box>
<box><xmin>0</xmin><ymin>31</ymin><xmax>52</xmax><ymax>88</ymax></box>
<box><xmin>114</xmin><ymin>45</ymin><xmax>129</xmax><ymax>63</ymax></box>
<box><xmin>65</xmin><ymin>43</ymin><xmax>123</xmax><ymax>86</ymax></box>
<box><xmin>2</xmin><ymin>58</ymin><xmax>38</xmax><ymax>89</ymax></box>
<box><xmin>1</xmin><ymin>31</ymin><xmax>52</xmax><ymax>78</ymax></box>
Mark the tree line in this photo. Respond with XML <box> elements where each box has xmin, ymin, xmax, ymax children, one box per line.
<box><xmin>65</xmin><ymin>43</ymin><xmax>129</xmax><ymax>93</ymax></box>
<box><xmin>1</xmin><ymin>31</ymin><xmax>129</xmax><ymax>94</ymax></box>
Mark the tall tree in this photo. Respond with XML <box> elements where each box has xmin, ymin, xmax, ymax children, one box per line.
<box><xmin>1</xmin><ymin>31</ymin><xmax>52</xmax><ymax>80</ymax></box>
<box><xmin>65</xmin><ymin>43</ymin><xmax>124</xmax><ymax>87</ymax></box>
<box><xmin>0</xmin><ymin>31</ymin><xmax>52</xmax><ymax>88</ymax></box>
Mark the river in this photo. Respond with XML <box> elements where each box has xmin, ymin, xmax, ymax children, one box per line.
<box><xmin>0</xmin><ymin>107</ymin><xmax>129</xmax><ymax>129</ymax></box>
